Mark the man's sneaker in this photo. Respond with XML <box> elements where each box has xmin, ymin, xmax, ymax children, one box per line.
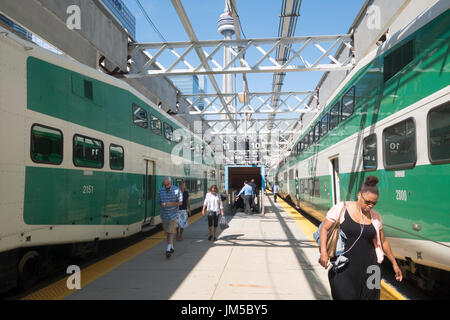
<box><xmin>166</xmin><ymin>250</ymin><xmax>172</xmax><ymax>258</ymax></box>
<box><xmin>170</xmin><ymin>248</ymin><xmax>174</xmax><ymax>254</ymax></box>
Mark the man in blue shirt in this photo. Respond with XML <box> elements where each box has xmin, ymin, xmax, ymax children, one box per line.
<box><xmin>236</xmin><ymin>181</ymin><xmax>254</xmax><ymax>215</ymax></box>
<box><xmin>273</xmin><ymin>182</ymin><xmax>280</xmax><ymax>203</ymax></box>
<box><xmin>158</xmin><ymin>177</ymin><xmax>183</xmax><ymax>258</ymax></box>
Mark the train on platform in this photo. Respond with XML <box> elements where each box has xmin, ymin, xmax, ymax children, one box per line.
<box><xmin>0</xmin><ymin>24</ymin><xmax>224</xmax><ymax>294</ymax></box>
<box><xmin>267</xmin><ymin>2</ymin><xmax>450</xmax><ymax>291</ymax></box>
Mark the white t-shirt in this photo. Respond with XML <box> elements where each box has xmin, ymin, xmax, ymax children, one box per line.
<box><xmin>203</xmin><ymin>192</ymin><xmax>223</xmax><ymax>213</ymax></box>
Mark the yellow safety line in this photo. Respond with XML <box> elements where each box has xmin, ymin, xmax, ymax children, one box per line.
<box><xmin>273</xmin><ymin>194</ymin><xmax>406</xmax><ymax>300</ymax></box>
<box><xmin>22</xmin><ymin>212</ymin><xmax>205</xmax><ymax>300</ymax></box>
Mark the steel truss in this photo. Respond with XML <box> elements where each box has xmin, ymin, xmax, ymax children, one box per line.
<box><xmin>128</xmin><ymin>34</ymin><xmax>353</xmax><ymax>77</ymax></box>
<box><xmin>178</xmin><ymin>91</ymin><xmax>317</xmax><ymax>116</ymax></box>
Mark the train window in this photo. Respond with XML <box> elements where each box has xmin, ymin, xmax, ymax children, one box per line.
<box><xmin>341</xmin><ymin>87</ymin><xmax>355</xmax><ymax>121</ymax></box>
<box><xmin>383</xmin><ymin>118</ymin><xmax>416</xmax><ymax>169</ymax></box>
<box><xmin>31</xmin><ymin>124</ymin><xmax>63</xmax><ymax>165</ymax></box>
<box><xmin>84</xmin><ymin>80</ymin><xmax>93</xmax><ymax>100</ymax></box>
<box><xmin>73</xmin><ymin>134</ymin><xmax>104</xmax><ymax>168</ymax></box>
<box><xmin>164</xmin><ymin>122</ymin><xmax>174</xmax><ymax>141</ymax></box>
<box><xmin>363</xmin><ymin>134</ymin><xmax>377</xmax><ymax>170</ymax></box>
<box><xmin>110</xmin><ymin>144</ymin><xmax>124</xmax><ymax>170</ymax></box>
<box><xmin>173</xmin><ymin>127</ymin><xmax>183</xmax><ymax>143</ymax></box>
<box><xmin>314</xmin><ymin>122</ymin><xmax>321</xmax><ymax>142</ymax></box>
<box><xmin>289</xmin><ymin>169</ymin><xmax>294</xmax><ymax>180</ymax></box>
<box><xmin>329</xmin><ymin>101</ymin><xmax>340</xmax><ymax>131</ymax></box>
<box><xmin>132</xmin><ymin>104</ymin><xmax>148</xmax><ymax>129</ymax></box>
<box><xmin>428</xmin><ymin>103</ymin><xmax>450</xmax><ymax>164</ymax></box>
<box><xmin>309</xmin><ymin>130</ymin><xmax>314</xmax><ymax>145</ymax></box>
<box><xmin>321</xmin><ymin>114</ymin><xmax>329</xmax><ymax>137</ymax></box>
<box><xmin>151</xmin><ymin>115</ymin><xmax>162</xmax><ymax>135</ymax></box>
<box><xmin>384</xmin><ymin>40</ymin><xmax>414</xmax><ymax>83</ymax></box>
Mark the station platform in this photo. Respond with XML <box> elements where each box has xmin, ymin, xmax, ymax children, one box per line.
<box><xmin>23</xmin><ymin>194</ymin><xmax>333</xmax><ymax>300</ymax></box>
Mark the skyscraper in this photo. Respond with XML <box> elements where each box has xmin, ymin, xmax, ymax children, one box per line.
<box><xmin>169</xmin><ymin>75</ymin><xmax>207</xmax><ymax>111</ymax></box>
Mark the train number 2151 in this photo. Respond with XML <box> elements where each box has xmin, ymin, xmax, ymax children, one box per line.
<box><xmin>82</xmin><ymin>185</ymin><xmax>94</xmax><ymax>194</ymax></box>
<box><xmin>395</xmin><ymin>189</ymin><xmax>407</xmax><ymax>201</ymax></box>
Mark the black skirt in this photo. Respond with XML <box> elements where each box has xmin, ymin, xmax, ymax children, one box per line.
<box><xmin>328</xmin><ymin>210</ymin><xmax>380</xmax><ymax>300</ymax></box>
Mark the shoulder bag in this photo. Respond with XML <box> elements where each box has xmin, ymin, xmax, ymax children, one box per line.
<box><xmin>313</xmin><ymin>202</ymin><xmax>346</xmax><ymax>258</ymax></box>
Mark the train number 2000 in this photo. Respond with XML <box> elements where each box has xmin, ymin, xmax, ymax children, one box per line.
<box><xmin>395</xmin><ymin>189</ymin><xmax>407</xmax><ymax>201</ymax></box>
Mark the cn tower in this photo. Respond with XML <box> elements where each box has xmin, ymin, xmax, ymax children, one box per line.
<box><xmin>217</xmin><ymin>5</ymin><xmax>235</xmax><ymax>105</ymax></box>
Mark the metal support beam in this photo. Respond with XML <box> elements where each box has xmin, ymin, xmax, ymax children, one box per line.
<box><xmin>126</xmin><ymin>34</ymin><xmax>353</xmax><ymax>77</ymax></box>
<box><xmin>180</xmin><ymin>91</ymin><xmax>318</xmax><ymax>116</ymax></box>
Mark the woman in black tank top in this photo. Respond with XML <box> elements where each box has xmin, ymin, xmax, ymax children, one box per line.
<box><xmin>318</xmin><ymin>176</ymin><xmax>403</xmax><ymax>300</ymax></box>
<box><xmin>328</xmin><ymin>210</ymin><xmax>379</xmax><ymax>299</ymax></box>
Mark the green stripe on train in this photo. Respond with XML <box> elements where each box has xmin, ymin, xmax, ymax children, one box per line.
<box><xmin>285</xmin><ymin>164</ymin><xmax>450</xmax><ymax>243</ymax></box>
<box><xmin>23</xmin><ymin>166</ymin><xmax>209</xmax><ymax>226</ymax></box>
<box><xmin>26</xmin><ymin>57</ymin><xmax>212</xmax><ymax>163</ymax></box>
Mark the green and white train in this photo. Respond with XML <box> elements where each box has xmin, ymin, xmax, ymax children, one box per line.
<box><xmin>268</xmin><ymin>2</ymin><xmax>450</xmax><ymax>290</ymax></box>
<box><xmin>0</xmin><ymin>24</ymin><xmax>223</xmax><ymax>293</ymax></box>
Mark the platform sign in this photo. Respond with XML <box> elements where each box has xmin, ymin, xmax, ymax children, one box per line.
<box><xmin>100</xmin><ymin>0</ymin><xmax>136</xmax><ymax>39</ymax></box>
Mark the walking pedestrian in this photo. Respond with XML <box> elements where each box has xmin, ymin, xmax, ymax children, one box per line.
<box><xmin>176</xmin><ymin>182</ymin><xmax>191</xmax><ymax>241</ymax></box>
<box><xmin>158</xmin><ymin>177</ymin><xmax>183</xmax><ymax>258</ymax></box>
<box><xmin>202</xmin><ymin>185</ymin><xmax>224</xmax><ymax>241</ymax></box>
<box><xmin>318</xmin><ymin>176</ymin><xmax>403</xmax><ymax>300</ymax></box>
<box><xmin>272</xmin><ymin>182</ymin><xmax>280</xmax><ymax>202</ymax></box>
<box><xmin>236</xmin><ymin>181</ymin><xmax>254</xmax><ymax>214</ymax></box>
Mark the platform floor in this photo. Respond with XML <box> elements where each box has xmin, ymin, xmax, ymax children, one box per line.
<box><xmin>61</xmin><ymin>194</ymin><xmax>331</xmax><ymax>300</ymax></box>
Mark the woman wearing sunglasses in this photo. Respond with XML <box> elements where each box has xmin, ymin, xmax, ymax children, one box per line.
<box><xmin>318</xmin><ymin>176</ymin><xmax>403</xmax><ymax>300</ymax></box>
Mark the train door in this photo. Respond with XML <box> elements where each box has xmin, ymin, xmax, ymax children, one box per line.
<box><xmin>330</xmin><ymin>157</ymin><xmax>341</xmax><ymax>205</ymax></box>
<box><xmin>143</xmin><ymin>159</ymin><xmax>156</xmax><ymax>225</ymax></box>
<box><xmin>295</xmin><ymin>169</ymin><xmax>300</xmax><ymax>208</ymax></box>
<box><xmin>204</xmin><ymin>171</ymin><xmax>208</xmax><ymax>195</ymax></box>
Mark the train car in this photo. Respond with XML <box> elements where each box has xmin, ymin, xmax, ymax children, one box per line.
<box><xmin>0</xmin><ymin>24</ymin><xmax>222</xmax><ymax>293</ymax></box>
<box><xmin>275</xmin><ymin>2</ymin><xmax>450</xmax><ymax>290</ymax></box>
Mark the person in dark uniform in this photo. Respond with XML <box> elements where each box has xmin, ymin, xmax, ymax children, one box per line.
<box><xmin>248</xmin><ymin>179</ymin><xmax>258</xmax><ymax>213</ymax></box>
<box><xmin>318</xmin><ymin>176</ymin><xmax>403</xmax><ymax>300</ymax></box>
